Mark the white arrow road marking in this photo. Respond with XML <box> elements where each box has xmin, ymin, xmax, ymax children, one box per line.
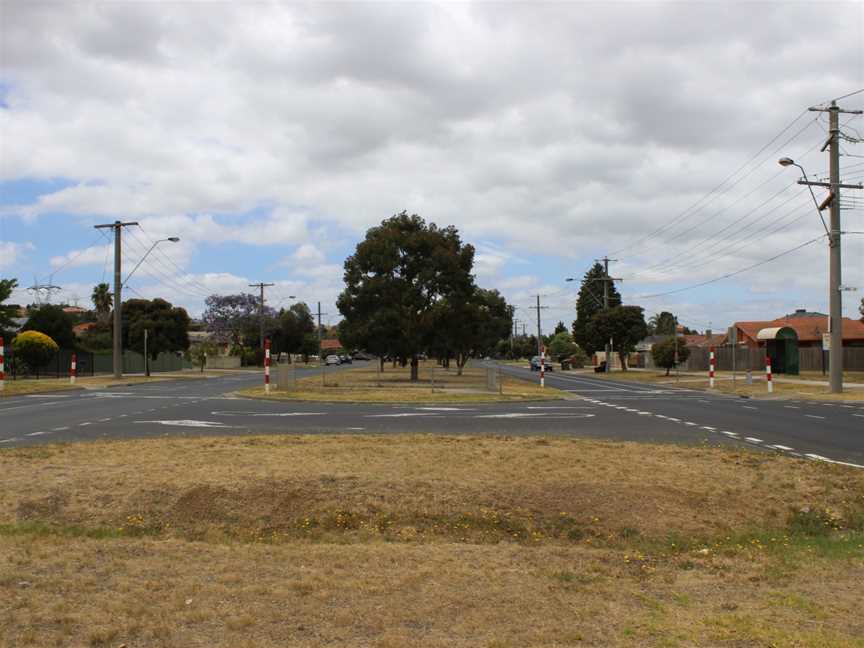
<box><xmin>366</xmin><ymin>412</ymin><xmax>441</xmax><ymax>418</ymax></box>
<box><xmin>473</xmin><ymin>412</ymin><xmax>595</xmax><ymax>419</ymax></box>
<box><xmin>210</xmin><ymin>411</ymin><xmax>326</xmax><ymax>417</ymax></box>
<box><xmin>134</xmin><ymin>420</ymin><xmax>237</xmax><ymax>428</ymax></box>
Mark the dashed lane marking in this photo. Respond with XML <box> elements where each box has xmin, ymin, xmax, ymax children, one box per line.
<box><xmin>0</xmin><ymin>438</ymin><xmax>20</xmax><ymax>443</ymax></box>
<box><xmin>805</xmin><ymin>414</ymin><xmax>826</xmax><ymax>420</ymax></box>
<box><xmin>769</xmin><ymin>444</ymin><xmax>795</xmax><ymax>451</ymax></box>
<box><xmin>79</xmin><ymin>422</ymin><xmax>91</xmax><ymax>427</ymax></box>
<box><xmin>745</xmin><ymin>437</ymin><xmax>763</xmax><ymax>444</ymax></box>
<box><xmin>26</xmin><ymin>431</ymin><xmax>51</xmax><ymax>437</ymax></box>
<box><xmin>51</xmin><ymin>426</ymin><xmax>69</xmax><ymax>431</ymax></box>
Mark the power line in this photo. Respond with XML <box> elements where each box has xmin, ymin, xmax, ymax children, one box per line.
<box><xmin>607</xmin><ymin>110</ymin><xmax>817</xmax><ymax>257</ymax></box>
<box><xmin>634</xmin><ymin>234</ymin><xmax>826</xmax><ymax>300</ymax></box>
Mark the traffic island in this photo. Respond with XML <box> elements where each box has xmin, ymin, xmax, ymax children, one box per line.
<box><xmin>238</xmin><ymin>360</ymin><xmax>565</xmax><ymax>403</ymax></box>
<box><xmin>1</xmin><ymin>434</ymin><xmax>862</xmax><ymax>647</ymax></box>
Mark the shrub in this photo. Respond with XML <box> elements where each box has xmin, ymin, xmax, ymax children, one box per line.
<box><xmin>12</xmin><ymin>330</ymin><xmax>59</xmax><ymax>373</ymax></box>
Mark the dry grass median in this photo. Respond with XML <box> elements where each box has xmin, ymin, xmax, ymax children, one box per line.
<box><xmin>239</xmin><ymin>360</ymin><xmax>563</xmax><ymax>402</ymax></box>
<box><xmin>1</xmin><ymin>434</ymin><xmax>863</xmax><ymax>647</ymax></box>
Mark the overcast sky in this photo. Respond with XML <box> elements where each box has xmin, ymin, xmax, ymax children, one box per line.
<box><xmin>2</xmin><ymin>1</ymin><xmax>863</xmax><ymax>332</ymax></box>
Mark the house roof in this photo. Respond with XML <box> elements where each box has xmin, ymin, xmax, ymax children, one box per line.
<box><xmin>734</xmin><ymin>315</ymin><xmax>864</xmax><ymax>344</ymax></box>
<box><xmin>72</xmin><ymin>322</ymin><xmax>97</xmax><ymax>337</ymax></box>
<box><xmin>683</xmin><ymin>333</ymin><xmax>727</xmax><ymax>348</ymax></box>
<box><xmin>320</xmin><ymin>339</ymin><xmax>343</xmax><ymax>350</ymax></box>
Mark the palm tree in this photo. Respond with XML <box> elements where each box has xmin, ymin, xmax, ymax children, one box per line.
<box><xmin>91</xmin><ymin>283</ymin><xmax>112</xmax><ymax>322</ymax></box>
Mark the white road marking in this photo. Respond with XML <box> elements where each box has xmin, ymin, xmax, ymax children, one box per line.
<box><xmin>346</xmin><ymin>427</ymin><xmax>366</xmax><ymax>431</ymax></box>
<box><xmin>366</xmin><ymin>412</ymin><xmax>441</xmax><ymax>418</ymax></box>
<box><xmin>134</xmin><ymin>420</ymin><xmax>236</xmax><ymax>428</ymax></box>
<box><xmin>854</xmin><ymin>414</ymin><xmax>864</xmax><ymax>418</ymax></box>
<box><xmin>784</xmin><ymin>406</ymin><xmax>800</xmax><ymax>409</ymax></box>
<box><xmin>805</xmin><ymin>454</ymin><xmax>864</xmax><ymax>470</ymax></box>
<box><xmin>98</xmin><ymin>418</ymin><xmax>111</xmax><ymax>422</ymax></box>
<box><xmin>474</xmin><ymin>412</ymin><xmax>595</xmax><ymax>419</ymax></box>
<box><xmin>805</xmin><ymin>414</ymin><xmax>825</xmax><ymax>420</ymax></box>
<box><xmin>684</xmin><ymin>422</ymin><xmax>697</xmax><ymax>427</ymax></box>
<box><xmin>745</xmin><ymin>437</ymin><xmax>763</xmax><ymax>444</ymax></box>
<box><xmin>51</xmin><ymin>426</ymin><xmax>69</xmax><ymax>431</ymax></box>
<box><xmin>701</xmin><ymin>426</ymin><xmax>716</xmax><ymax>431</ymax></box>
<box><xmin>721</xmin><ymin>431</ymin><xmax>739</xmax><ymax>438</ymax></box>
<box><xmin>415</xmin><ymin>407</ymin><xmax>476</xmax><ymax>411</ymax></box>
<box><xmin>210</xmin><ymin>411</ymin><xmax>326</xmax><ymax>418</ymax></box>
<box><xmin>0</xmin><ymin>438</ymin><xmax>20</xmax><ymax>443</ymax></box>
<box><xmin>118</xmin><ymin>414</ymin><xmax>127</xmax><ymax>418</ymax></box>
<box><xmin>742</xmin><ymin>406</ymin><xmax>758</xmax><ymax>410</ymax></box>
<box><xmin>25</xmin><ymin>394</ymin><xmax>72</xmax><ymax>398</ymax></box>
<box><xmin>667</xmin><ymin>417</ymin><xmax>681</xmax><ymax>422</ymax></box>
<box><xmin>26</xmin><ymin>431</ymin><xmax>51</xmax><ymax>437</ymax></box>
<box><xmin>769</xmin><ymin>445</ymin><xmax>794</xmax><ymax>451</ymax></box>
<box><xmin>79</xmin><ymin>422</ymin><xmax>91</xmax><ymax>427</ymax></box>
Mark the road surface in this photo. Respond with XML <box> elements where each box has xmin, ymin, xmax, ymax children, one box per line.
<box><xmin>1</xmin><ymin>362</ymin><xmax>862</xmax><ymax>468</ymax></box>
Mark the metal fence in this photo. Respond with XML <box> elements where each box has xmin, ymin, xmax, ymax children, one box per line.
<box><xmin>6</xmin><ymin>348</ymin><xmax>188</xmax><ymax>379</ymax></box>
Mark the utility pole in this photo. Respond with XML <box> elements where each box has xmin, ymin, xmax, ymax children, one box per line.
<box><xmin>94</xmin><ymin>220</ymin><xmax>139</xmax><ymax>379</ymax></box>
<box><xmin>248</xmin><ymin>282</ymin><xmax>275</xmax><ymax>349</ymax></box>
<box><xmin>597</xmin><ymin>256</ymin><xmax>622</xmax><ymax>372</ymax></box>
<box><xmin>800</xmin><ymin>100</ymin><xmax>863</xmax><ymax>393</ymax></box>
<box><xmin>530</xmin><ymin>295</ymin><xmax>549</xmax><ymax>356</ymax></box>
<box><xmin>144</xmin><ymin>328</ymin><xmax>149</xmax><ymax>377</ymax></box>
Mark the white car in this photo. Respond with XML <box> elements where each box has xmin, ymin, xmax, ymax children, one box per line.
<box><xmin>325</xmin><ymin>355</ymin><xmax>342</xmax><ymax>366</ymax></box>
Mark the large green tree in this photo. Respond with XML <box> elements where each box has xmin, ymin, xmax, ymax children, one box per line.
<box><xmin>122</xmin><ymin>298</ymin><xmax>191</xmax><ymax>375</ymax></box>
<box><xmin>572</xmin><ymin>262</ymin><xmax>621</xmax><ymax>355</ymax></box>
<box><xmin>22</xmin><ymin>304</ymin><xmax>75</xmax><ymax>349</ymax></box>
<box><xmin>547</xmin><ymin>330</ymin><xmax>579</xmax><ymax>361</ymax></box>
<box><xmin>337</xmin><ymin>211</ymin><xmax>475</xmax><ymax>381</ymax></box>
<box><xmin>0</xmin><ymin>278</ymin><xmax>19</xmax><ymax>340</ymax></box>
<box><xmin>585</xmin><ymin>305</ymin><xmax>647</xmax><ymax>371</ymax></box>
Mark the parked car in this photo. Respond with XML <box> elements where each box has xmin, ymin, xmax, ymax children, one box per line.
<box><xmin>351</xmin><ymin>352</ymin><xmax>372</xmax><ymax>361</ymax></box>
<box><xmin>339</xmin><ymin>354</ymin><xmax>352</xmax><ymax>364</ymax></box>
<box><xmin>529</xmin><ymin>356</ymin><xmax>554</xmax><ymax>372</ymax></box>
<box><xmin>325</xmin><ymin>355</ymin><xmax>342</xmax><ymax>366</ymax></box>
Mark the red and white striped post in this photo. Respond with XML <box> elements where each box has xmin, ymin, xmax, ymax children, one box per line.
<box><xmin>708</xmin><ymin>346</ymin><xmax>716</xmax><ymax>388</ymax></box>
<box><xmin>264</xmin><ymin>339</ymin><xmax>271</xmax><ymax>394</ymax></box>
<box><xmin>0</xmin><ymin>336</ymin><xmax>5</xmax><ymax>392</ymax></box>
<box><xmin>765</xmin><ymin>355</ymin><xmax>773</xmax><ymax>393</ymax></box>
<box><xmin>70</xmin><ymin>352</ymin><xmax>77</xmax><ymax>385</ymax></box>
<box><xmin>540</xmin><ymin>345</ymin><xmax>546</xmax><ymax>388</ymax></box>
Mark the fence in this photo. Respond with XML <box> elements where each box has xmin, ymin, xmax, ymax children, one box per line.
<box><xmin>680</xmin><ymin>345</ymin><xmax>864</xmax><ymax>373</ymax></box>
<box><xmin>6</xmin><ymin>348</ymin><xmax>188</xmax><ymax>379</ymax></box>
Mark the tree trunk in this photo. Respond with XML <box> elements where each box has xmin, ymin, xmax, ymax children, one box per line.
<box><xmin>619</xmin><ymin>351</ymin><xmax>627</xmax><ymax>371</ymax></box>
<box><xmin>379</xmin><ymin>356</ymin><xmax>385</xmax><ymax>372</ymax></box>
<box><xmin>665</xmin><ymin>367</ymin><xmax>671</xmax><ymax>376</ymax></box>
<box><xmin>456</xmin><ymin>352</ymin><xmax>465</xmax><ymax>376</ymax></box>
<box><xmin>410</xmin><ymin>356</ymin><xmax>419</xmax><ymax>382</ymax></box>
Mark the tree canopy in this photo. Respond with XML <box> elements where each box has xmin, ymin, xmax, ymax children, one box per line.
<box><xmin>648</xmin><ymin>311</ymin><xmax>677</xmax><ymax>336</ymax></box>
<box><xmin>572</xmin><ymin>262</ymin><xmax>621</xmax><ymax>354</ymax></box>
<box><xmin>272</xmin><ymin>302</ymin><xmax>316</xmax><ymax>360</ymax></box>
<box><xmin>91</xmin><ymin>283</ymin><xmax>113</xmax><ymax>323</ymax></box>
<box><xmin>337</xmin><ymin>211</ymin><xmax>475</xmax><ymax>380</ymax></box>
<box><xmin>22</xmin><ymin>304</ymin><xmax>75</xmax><ymax>349</ymax></box>
<box><xmin>122</xmin><ymin>298</ymin><xmax>191</xmax><ymax>373</ymax></box>
<box><xmin>547</xmin><ymin>330</ymin><xmax>579</xmax><ymax>360</ymax></box>
<box><xmin>0</xmin><ymin>278</ymin><xmax>19</xmax><ymax>340</ymax></box>
<box><xmin>651</xmin><ymin>337</ymin><xmax>691</xmax><ymax>376</ymax></box>
<box><xmin>585</xmin><ymin>305</ymin><xmax>647</xmax><ymax>370</ymax></box>
<box><xmin>202</xmin><ymin>293</ymin><xmax>262</xmax><ymax>348</ymax></box>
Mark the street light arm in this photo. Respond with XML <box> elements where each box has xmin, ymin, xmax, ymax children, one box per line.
<box><xmin>794</xmin><ymin>163</ymin><xmax>831</xmax><ymax>237</ymax></box>
<box><xmin>122</xmin><ymin>238</ymin><xmax>179</xmax><ymax>288</ymax></box>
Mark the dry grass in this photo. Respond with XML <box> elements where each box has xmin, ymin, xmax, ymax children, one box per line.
<box><xmin>1</xmin><ymin>435</ymin><xmax>862</xmax><ymax>647</ymax></box>
<box><xmin>0</xmin><ymin>371</ymin><xmax>228</xmax><ymax>398</ymax></box>
<box><xmin>242</xmin><ymin>360</ymin><xmax>563</xmax><ymax>402</ymax></box>
<box><xmin>593</xmin><ymin>370</ymin><xmax>864</xmax><ymax>401</ymax></box>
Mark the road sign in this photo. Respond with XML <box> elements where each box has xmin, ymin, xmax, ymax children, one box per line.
<box><xmin>822</xmin><ymin>333</ymin><xmax>831</xmax><ymax>351</ymax></box>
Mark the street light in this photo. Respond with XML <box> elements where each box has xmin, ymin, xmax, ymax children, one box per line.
<box><xmin>778</xmin><ymin>158</ymin><xmax>830</xmax><ymax>236</ymax></box>
<box><xmin>123</xmin><ymin>237</ymin><xmax>181</xmax><ymax>287</ymax></box>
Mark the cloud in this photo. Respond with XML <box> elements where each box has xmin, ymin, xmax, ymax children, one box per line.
<box><xmin>2</xmin><ymin>2</ymin><xmax>863</xmax><ymax>322</ymax></box>
<box><xmin>0</xmin><ymin>241</ymin><xmax>34</xmax><ymax>271</ymax></box>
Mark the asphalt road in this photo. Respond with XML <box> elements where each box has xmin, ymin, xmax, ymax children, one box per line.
<box><xmin>1</xmin><ymin>362</ymin><xmax>862</xmax><ymax>468</ymax></box>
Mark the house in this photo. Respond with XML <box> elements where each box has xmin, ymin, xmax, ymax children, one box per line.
<box><xmin>320</xmin><ymin>339</ymin><xmax>344</xmax><ymax>352</ymax></box>
<box><xmin>682</xmin><ymin>331</ymin><xmax>727</xmax><ymax>349</ymax></box>
<box><xmin>73</xmin><ymin>322</ymin><xmax>98</xmax><ymax>337</ymax></box>
<box><xmin>731</xmin><ymin>309</ymin><xmax>864</xmax><ymax>348</ymax></box>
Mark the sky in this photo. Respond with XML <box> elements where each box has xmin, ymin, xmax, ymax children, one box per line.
<box><xmin>2</xmin><ymin>1</ymin><xmax>864</xmax><ymax>335</ymax></box>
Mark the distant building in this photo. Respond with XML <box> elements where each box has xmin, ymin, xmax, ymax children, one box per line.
<box><xmin>731</xmin><ymin>309</ymin><xmax>864</xmax><ymax>349</ymax></box>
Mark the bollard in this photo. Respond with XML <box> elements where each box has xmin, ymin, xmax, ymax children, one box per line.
<box><xmin>70</xmin><ymin>352</ymin><xmax>77</xmax><ymax>385</ymax></box>
<box><xmin>708</xmin><ymin>346</ymin><xmax>715</xmax><ymax>389</ymax></box>
<box><xmin>540</xmin><ymin>347</ymin><xmax>546</xmax><ymax>388</ymax></box>
<box><xmin>765</xmin><ymin>355</ymin><xmax>773</xmax><ymax>394</ymax></box>
<box><xmin>264</xmin><ymin>339</ymin><xmax>271</xmax><ymax>394</ymax></box>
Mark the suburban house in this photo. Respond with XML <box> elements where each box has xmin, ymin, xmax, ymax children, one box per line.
<box><xmin>730</xmin><ymin>309</ymin><xmax>864</xmax><ymax>349</ymax></box>
<box><xmin>320</xmin><ymin>339</ymin><xmax>344</xmax><ymax>353</ymax></box>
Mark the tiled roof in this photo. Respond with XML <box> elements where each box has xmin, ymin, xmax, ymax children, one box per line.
<box><xmin>320</xmin><ymin>339</ymin><xmax>343</xmax><ymax>350</ymax></box>
<box><xmin>734</xmin><ymin>315</ymin><xmax>864</xmax><ymax>343</ymax></box>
